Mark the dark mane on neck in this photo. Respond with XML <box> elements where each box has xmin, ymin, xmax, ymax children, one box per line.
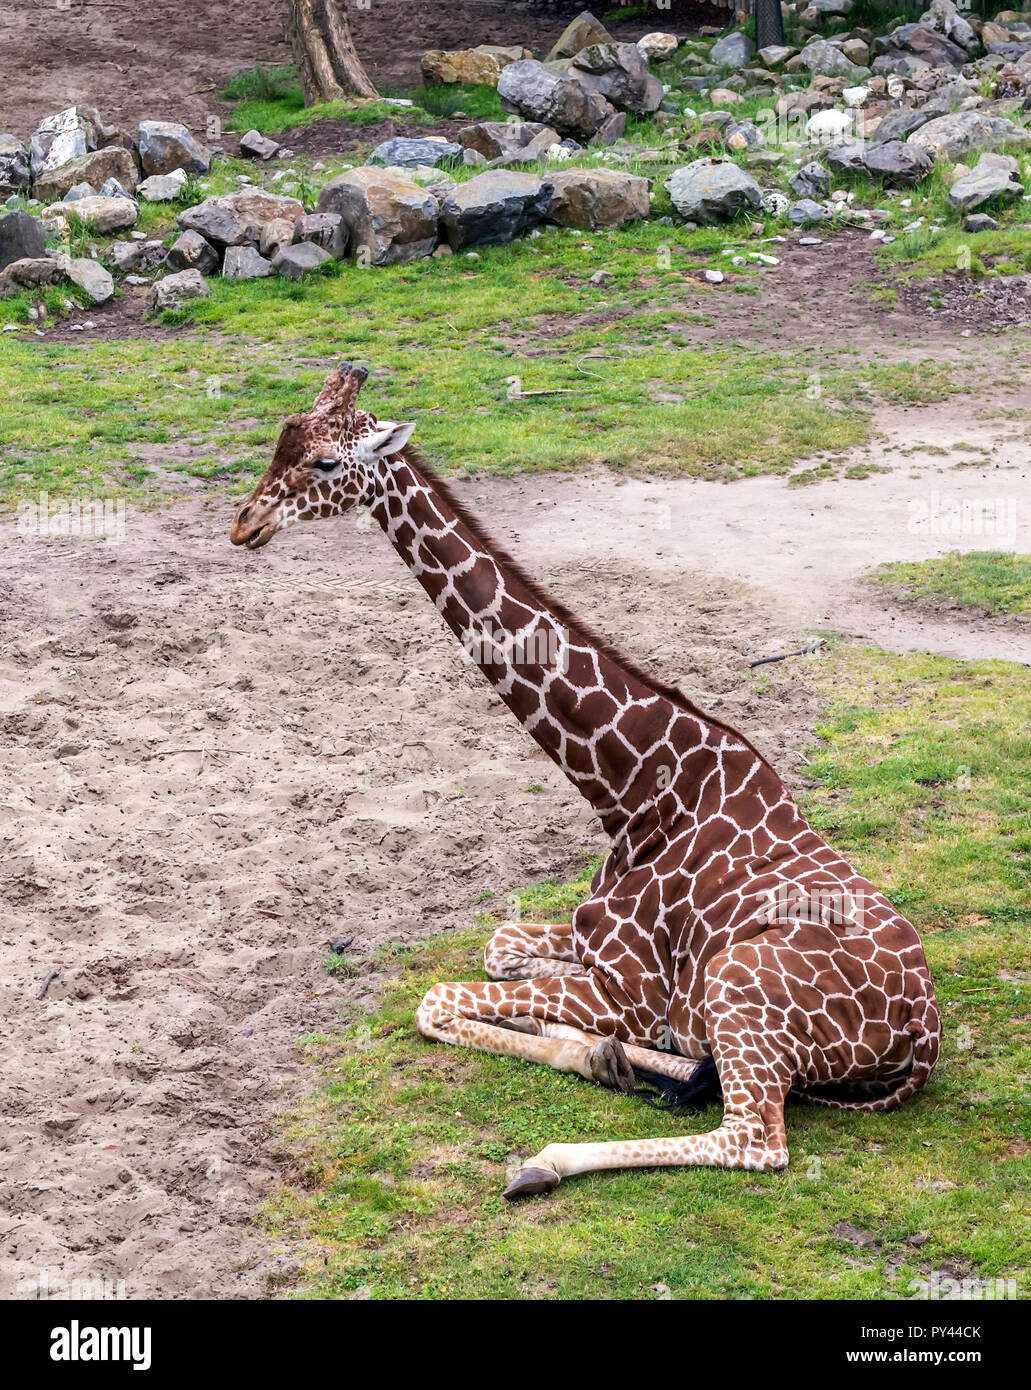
<box><xmin>399</xmin><ymin>446</ymin><xmax>776</xmax><ymax>772</ymax></box>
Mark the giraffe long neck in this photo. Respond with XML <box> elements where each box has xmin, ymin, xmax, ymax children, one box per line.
<box><xmin>367</xmin><ymin>450</ymin><xmax>732</xmax><ymax>841</ymax></box>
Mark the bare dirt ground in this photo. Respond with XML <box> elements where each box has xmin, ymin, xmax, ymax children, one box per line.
<box><xmin>0</xmin><ymin>0</ymin><xmax>697</xmax><ymax>140</ymax></box>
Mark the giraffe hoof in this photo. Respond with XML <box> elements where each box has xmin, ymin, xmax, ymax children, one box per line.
<box><xmin>588</xmin><ymin>1035</ymin><xmax>635</xmax><ymax>1094</ymax></box>
<box><xmin>502</xmin><ymin>1165</ymin><xmax>559</xmax><ymax>1200</ymax></box>
<box><xmin>498</xmin><ymin>1016</ymin><xmax>542</xmax><ymax>1036</ymax></box>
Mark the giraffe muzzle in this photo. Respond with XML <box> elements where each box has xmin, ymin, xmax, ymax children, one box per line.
<box><xmin>229</xmin><ymin>501</ymin><xmax>276</xmax><ymax>550</ymax></box>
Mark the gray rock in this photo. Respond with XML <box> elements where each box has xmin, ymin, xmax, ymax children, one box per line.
<box><xmin>546</xmin><ymin>10</ymin><xmax>615</xmax><ymax>62</ymax></box>
<box><xmin>271</xmin><ymin>242</ymin><xmax>333</xmax><ymax>278</ymax></box>
<box><xmin>239</xmin><ymin>129</ymin><xmax>281</xmax><ymax>161</ymax></box>
<box><xmin>138</xmin><ymin>120</ymin><xmax>210</xmax><ymax>176</ymax></box>
<box><xmin>99</xmin><ymin>177</ymin><xmax>133</xmax><ymax>199</ymax></box>
<box><xmin>863</xmin><ymin>139</ymin><xmax>935</xmax><ymax>187</ymax></box>
<box><xmin>569</xmin><ymin>42</ymin><xmax>664</xmax><ymax>114</ymax></box>
<box><xmin>317</xmin><ymin>167</ymin><xmax>439</xmax><ymax>265</ymax></box>
<box><xmin>871</xmin><ymin>108</ymin><xmax>936</xmax><ymax>143</ymax></box>
<box><xmin>367</xmin><ymin>137</ymin><xmax>462</xmax><ymax>169</ymax></box>
<box><xmin>0</xmin><ymin>209</ymin><xmax>45</xmax><ymax>272</ymax></box>
<box><xmin>223</xmin><ymin>245</ymin><xmax>273</xmax><ymax>279</ymax></box>
<box><xmin>32</xmin><ymin>146</ymin><xmax>139</xmax><ymax>203</ymax></box>
<box><xmin>800</xmin><ymin>40</ymin><xmax>868</xmax><ymax>78</ymax></box>
<box><xmin>259</xmin><ymin>217</ymin><xmax>297</xmax><ymax>258</ymax></box>
<box><xmin>44</xmin><ymin>194</ymin><xmax>139</xmax><ymax>233</ymax></box>
<box><xmin>61</xmin><ymin>255</ymin><xmax>114</xmax><ymax>304</ymax></box>
<box><xmin>710</xmin><ymin>33</ymin><xmax>756</xmax><ymax>69</ymax></box>
<box><xmin>0</xmin><ymin>255</ymin><xmax>65</xmax><ymax>296</ymax></box>
<box><xmin>109</xmin><ymin>238</ymin><xmax>167</xmax><ymax>273</ymax></box>
<box><xmin>29</xmin><ymin>105</ymin><xmax>105</xmax><ymax>179</ymax></box>
<box><xmin>151</xmin><ymin>268</ymin><xmax>210</xmax><ymax>310</ymax></box>
<box><xmin>665</xmin><ymin>157</ymin><xmax>761</xmax><ymax>224</ymax></box>
<box><xmin>458</xmin><ymin>120</ymin><xmax>562</xmax><ymax>167</ymax></box>
<box><xmin>826</xmin><ymin>140</ymin><xmax>871</xmax><ymax>176</ymax></box>
<box><xmin>962</xmin><ymin>212</ymin><xmax>1000</xmax><ymax>231</ymax></box>
<box><xmin>497</xmin><ymin>59</ymin><xmax>615</xmax><ymax>140</ymax></box>
<box><xmin>545</xmin><ymin>167</ymin><xmax>650</xmax><ymax>229</ymax></box>
<box><xmin>909</xmin><ymin>109</ymin><xmax>1031</xmax><ymax>159</ymax></box>
<box><xmin>873</xmin><ymin>23</ymin><xmax>968</xmax><ymax>70</ymax></box>
<box><xmin>166</xmin><ymin>228</ymin><xmax>219</xmax><ymax>275</ymax></box>
<box><xmin>137</xmin><ymin>172</ymin><xmax>187</xmax><ymax>202</ymax></box>
<box><xmin>948</xmin><ymin>159</ymin><xmax>1024</xmax><ymax>210</ymax></box>
<box><xmin>788</xmin><ymin>198</ymin><xmax>828</xmax><ymax>225</ymax></box>
<box><xmin>0</xmin><ymin>140</ymin><xmax>31</xmax><ymax>198</ymax></box>
<box><xmin>790</xmin><ymin>161</ymin><xmax>831</xmax><ymax>199</ymax></box>
<box><xmin>725</xmin><ymin>120</ymin><xmax>765</xmax><ymax>152</ymax></box>
<box><xmin>292</xmin><ymin>211</ymin><xmax>346</xmax><ymax>257</ymax></box>
<box><xmin>63</xmin><ymin>182</ymin><xmax>96</xmax><ymax>202</ymax></box>
<box><xmin>178</xmin><ymin>190</ymin><xmax>304</xmax><ymax>247</ymax></box>
<box><xmin>439</xmin><ymin>169</ymin><xmax>553</xmax><ymax>249</ymax></box>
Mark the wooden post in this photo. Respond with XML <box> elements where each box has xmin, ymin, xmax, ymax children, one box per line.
<box><xmin>288</xmin><ymin>0</ymin><xmax>378</xmax><ymax>105</ymax></box>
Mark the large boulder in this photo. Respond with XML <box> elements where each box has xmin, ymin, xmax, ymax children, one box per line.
<box><xmin>638</xmin><ymin>33</ymin><xmax>678</xmax><ymax>63</ymax></box>
<box><xmin>178</xmin><ymin>190</ymin><xmax>304</xmax><ymax>247</ymax></box>
<box><xmin>151</xmin><ymin>268</ymin><xmax>210</xmax><ymax>310</ymax></box>
<box><xmin>421</xmin><ymin>46</ymin><xmax>527</xmax><ymax>85</ymax></box>
<box><xmin>665</xmin><ymin>158</ymin><xmax>761</xmax><ymax>224</ymax></box>
<box><xmin>33</xmin><ymin>146</ymin><xmax>140</xmax><ymax>203</ymax></box>
<box><xmin>222</xmin><ymin>245</ymin><xmax>273</xmax><ymax>279</ymax></box>
<box><xmin>458</xmin><ymin>120</ymin><xmax>561</xmax><ymax>163</ymax></box>
<box><xmin>0</xmin><ymin>210</ymin><xmax>45</xmax><ymax>272</ymax></box>
<box><xmin>29</xmin><ymin>106</ymin><xmax>106</xmax><ymax>178</ymax></box>
<box><xmin>293</xmin><ymin>211</ymin><xmax>346</xmax><ymax>258</ymax></box>
<box><xmin>367</xmin><ymin>137</ymin><xmax>462</xmax><ymax>169</ymax></box>
<box><xmin>872</xmin><ymin>23</ymin><xmax>969</xmax><ymax>70</ymax></box>
<box><xmin>921</xmin><ymin>0</ymin><xmax>978</xmax><ymax>51</ymax></box>
<box><xmin>909</xmin><ymin>109</ymin><xmax>1031</xmax><ymax>158</ymax></box>
<box><xmin>800</xmin><ymin>40</ymin><xmax>869</xmax><ymax>78</ymax></box>
<box><xmin>439</xmin><ymin>170</ymin><xmax>552</xmax><ymax>249</ymax></box>
<box><xmin>166</xmin><ymin>229</ymin><xmax>219</xmax><ymax>275</ymax></box>
<box><xmin>545</xmin><ymin>167</ymin><xmax>650</xmax><ymax>229</ymax></box>
<box><xmin>568</xmin><ymin>43</ymin><xmax>664</xmax><ymax>115</ymax></box>
<box><xmin>44</xmin><ymin>194</ymin><xmax>139</xmax><ymax>233</ymax></box>
<box><xmin>0</xmin><ymin>137</ymin><xmax>32</xmax><ymax>197</ymax></box>
<box><xmin>316</xmin><ymin>167</ymin><xmax>438</xmax><ymax>264</ymax></box>
<box><xmin>497</xmin><ymin>60</ymin><xmax>615</xmax><ymax>140</ymax></box>
<box><xmin>547</xmin><ymin>10</ymin><xmax>614</xmax><ymax>62</ymax></box>
<box><xmin>862</xmin><ymin>139</ymin><xmax>935</xmax><ymax>187</ymax></box>
<box><xmin>948</xmin><ymin>156</ymin><xmax>1024</xmax><ymax>210</ymax></box>
<box><xmin>137</xmin><ymin>171</ymin><xmax>188</xmax><ymax>201</ymax></box>
<box><xmin>825</xmin><ymin>140</ymin><xmax>871</xmax><ymax>176</ymax></box>
<box><xmin>271</xmin><ymin>242</ymin><xmax>333</xmax><ymax>279</ymax></box>
<box><xmin>711</xmin><ymin>33</ymin><xmax>756</xmax><ymax>69</ymax></box>
<box><xmin>138</xmin><ymin>120</ymin><xmax>210</xmax><ymax>176</ymax></box>
<box><xmin>59</xmin><ymin>254</ymin><xmax>115</xmax><ymax>304</ymax></box>
<box><xmin>871</xmin><ymin>108</ymin><xmax>937</xmax><ymax>143</ymax></box>
<box><xmin>789</xmin><ymin>161</ymin><xmax>831</xmax><ymax>199</ymax></box>
<box><xmin>0</xmin><ymin>256</ymin><xmax>65</xmax><ymax>297</ymax></box>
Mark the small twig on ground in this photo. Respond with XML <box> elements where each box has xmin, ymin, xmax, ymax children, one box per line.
<box><xmin>749</xmin><ymin>639</ymin><xmax>827</xmax><ymax>669</ymax></box>
<box><xmin>254</xmin><ymin>908</ymin><xmax>285</xmax><ymax>918</ymax></box>
<box><xmin>575</xmin><ymin>354</ymin><xmax>621</xmax><ymax>383</ymax></box>
<box><xmin>37</xmin><ymin>970</ymin><xmax>60</xmax><ymax>1000</ymax></box>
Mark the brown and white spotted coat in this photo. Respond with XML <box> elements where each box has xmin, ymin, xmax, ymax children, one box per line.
<box><xmin>231</xmin><ymin>364</ymin><xmax>941</xmax><ymax>1198</ymax></box>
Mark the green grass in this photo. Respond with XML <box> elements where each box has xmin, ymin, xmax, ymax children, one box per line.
<box><xmin>258</xmin><ymin>645</ymin><xmax>1030</xmax><ymax>1299</ymax></box>
<box><xmin>5</xmin><ymin>211</ymin><xmax>968</xmax><ymax>504</ymax></box>
<box><xmin>868</xmin><ymin>552</ymin><xmax>1031</xmax><ymax>621</ymax></box>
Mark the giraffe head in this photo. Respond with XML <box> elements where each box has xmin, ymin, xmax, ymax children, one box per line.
<box><xmin>229</xmin><ymin>362</ymin><xmax>415</xmax><ymax>550</ymax></box>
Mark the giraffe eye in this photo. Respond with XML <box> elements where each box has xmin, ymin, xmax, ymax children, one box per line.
<box><xmin>312</xmin><ymin>458</ymin><xmax>338</xmax><ymax>472</ymax></box>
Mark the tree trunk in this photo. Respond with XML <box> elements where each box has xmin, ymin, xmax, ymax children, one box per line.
<box><xmin>288</xmin><ymin>0</ymin><xmax>378</xmax><ymax>105</ymax></box>
<box><xmin>754</xmin><ymin>0</ymin><xmax>786</xmax><ymax>51</ymax></box>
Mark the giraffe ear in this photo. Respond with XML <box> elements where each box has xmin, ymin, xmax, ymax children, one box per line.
<box><xmin>367</xmin><ymin>421</ymin><xmax>415</xmax><ymax>458</ymax></box>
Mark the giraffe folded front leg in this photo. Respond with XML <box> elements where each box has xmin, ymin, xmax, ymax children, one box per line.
<box><xmin>483</xmin><ymin>921</ymin><xmax>581</xmax><ymax>980</ymax></box>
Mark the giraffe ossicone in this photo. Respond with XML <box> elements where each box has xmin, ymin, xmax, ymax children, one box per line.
<box><xmin>230</xmin><ymin>363</ymin><xmax>941</xmax><ymax>1198</ymax></box>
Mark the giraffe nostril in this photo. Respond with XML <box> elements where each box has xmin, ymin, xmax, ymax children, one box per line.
<box><xmin>238</xmin><ymin>505</ymin><xmax>251</xmax><ymax>522</ymax></box>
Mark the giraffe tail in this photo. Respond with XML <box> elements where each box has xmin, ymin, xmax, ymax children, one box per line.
<box><xmin>633</xmin><ymin>1054</ymin><xmax>723</xmax><ymax>1111</ymax></box>
<box><xmin>795</xmin><ymin>985</ymin><xmax>941</xmax><ymax>1113</ymax></box>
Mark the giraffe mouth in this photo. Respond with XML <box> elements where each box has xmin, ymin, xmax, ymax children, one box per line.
<box><xmin>243</xmin><ymin>523</ymin><xmax>274</xmax><ymax>550</ymax></box>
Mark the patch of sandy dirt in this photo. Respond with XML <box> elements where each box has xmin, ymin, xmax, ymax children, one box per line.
<box><xmin>0</xmin><ymin>0</ymin><xmax>698</xmax><ymax>141</ymax></box>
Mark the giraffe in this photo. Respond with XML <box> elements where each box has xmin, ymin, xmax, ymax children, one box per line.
<box><xmin>230</xmin><ymin>363</ymin><xmax>941</xmax><ymax>1199</ymax></box>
